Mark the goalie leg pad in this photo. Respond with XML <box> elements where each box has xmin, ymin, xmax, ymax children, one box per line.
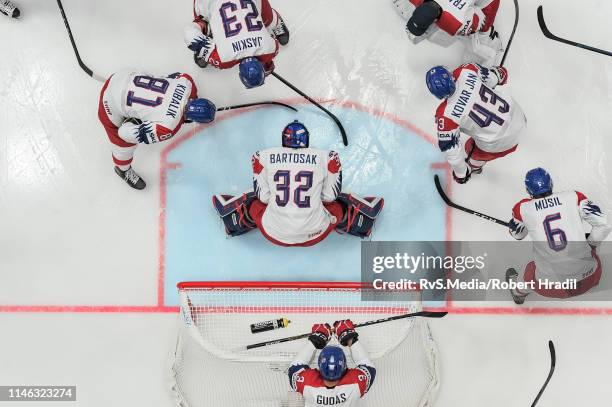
<box><xmin>212</xmin><ymin>192</ymin><xmax>257</xmax><ymax>237</ymax></box>
<box><xmin>336</xmin><ymin>193</ymin><xmax>384</xmax><ymax>238</ymax></box>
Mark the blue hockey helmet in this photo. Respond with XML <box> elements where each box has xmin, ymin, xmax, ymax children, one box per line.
<box><xmin>318</xmin><ymin>346</ymin><xmax>347</xmax><ymax>382</ymax></box>
<box><xmin>282</xmin><ymin>120</ymin><xmax>309</xmax><ymax>148</ymax></box>
<box><xmin>525</xmin><ymin>167</ymin><xmax>553</xmax><ymax>197</ymax></box>
<box><xmin>239</xmin><ymin>57</ymin><xmax>265</xmax><ymax>89</ymax></box>
<box><xmin>426</xmin><ymin>66</ymin><xmax>455</xmax><ymax>99</ymax></box>
<box><xmin>185</xmin><ymin>98</ymin><xmax>216</xmax><ymax>123</ymax></box>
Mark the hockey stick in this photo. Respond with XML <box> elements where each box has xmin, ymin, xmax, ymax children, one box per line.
<box><xmin>56</xmin><ymin>0</ymin><xmax>106</xmax><ymax>82</ymax></box>
<box><xmin>531</xmin><ymin>340</ymin><xmax>556</xmax><ymax>406</ymax></box>
<box><xmin>216</xmin><ymin>101</ymin><xmax>297</xmax><ymax>112</ymax></box>
<box><xmin>271</xmin><ymin>72</ymin><xmax>348</xmax><ymax>146</ymax></box>
<box><xmin>537</xmin><ymin>6</ymin><xmax>612</xmax><ymax>57</ymax></box>
<box><xmin>245</xmin><ymin>311</ymin><xmax>447</xmax><ymax>350</ymax></box>
<box><xmin>433</xmin><ymin>174</ymin><xmax>509</xmax><ymax>227</ymax></box>
<box><xmin>500</xmin><ymin>0</ymin><xmax>519</xmax><ymax>66</ymax></box>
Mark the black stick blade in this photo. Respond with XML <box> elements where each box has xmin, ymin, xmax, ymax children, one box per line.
<box><xmin>216</xmin><ymin>101</ymin><xmax>297</xmax><ymax>112</ymax></box>
<box><xmin>531</xmin><ymin>340</ymin><xmax>556</xmax><ymax>407</ymax></box>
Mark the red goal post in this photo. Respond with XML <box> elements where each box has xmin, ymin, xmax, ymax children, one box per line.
<box><xmin>171</xmin><ymin>281</ymin><xmax>439</xmax><ymax>407</ymax></box>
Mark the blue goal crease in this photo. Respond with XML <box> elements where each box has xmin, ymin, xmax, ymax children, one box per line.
<box><xmin>163</xmin><ymin>106</ymin><xmax>446</xmax><ymax>306</ymax></box>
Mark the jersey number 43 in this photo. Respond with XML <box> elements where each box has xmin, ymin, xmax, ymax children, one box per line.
<box><xmin>469</xmin><ymin>85</ymin><xmax>510</xmax><ymax>128</ymax></box>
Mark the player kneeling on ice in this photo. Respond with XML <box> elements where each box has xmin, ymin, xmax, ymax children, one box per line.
<box><xmin>288</xmin><ymin>320</ymin><xmax>376</xmax><ymax>406</ymax></box>
<box><xmin>98</xmin><ymin>70</ymin><xmax>216</xmax><ymax>190</ymax></box>
<box><xmin>212</xmin><ymin>120</ymin><xmax>384</xmax><ymax>246</ymax></box>
<box><xmin>392</xmin><ymin>0</ymin><xmax>503</xmax><ymax>65</ymax></box>
<box><xmin>184</xmin><ymin>0</ymin><xmax>289</xmax><ymax>89</ymax></box>
<box><xmin>506</xmin><ymin>168</ymin><xmax>611</xmax><ymax>303</ymax></box>
<box><xmin>427</xmin><ymin>63</ymin><xmax>526</xmax><ymax>185</ymax></box>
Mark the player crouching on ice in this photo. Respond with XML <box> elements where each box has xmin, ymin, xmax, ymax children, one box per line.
<box><xmin>98</xmin><ymin>70</ymin><xmax>216</xmax><ymax>190</ymax></box>
<box><xmin>288</xmin><ymin>320</ymin><xmax>376</xmax><ymax>406</ymax></box>
<box><xmin>427</xmin><ymin>63</ymin><xmax>526</xmax><ymax>185</ymax></box>
<box><xmin>506</xmin><ymin>168</ymin><xmax>611</xmax><ymax>303</ymax></box>
<box><xmin>184</xmin><ymin>0</ymin><xmax>289</xmax><ymax>89</ymax></box>
<box><xmin>392</xmin><ymin>0</ymin><xmax>503</xmax><ymax>65</ymax></box>
<box><xmin>212</xmin><ymin>120</ymin><xmax>384</xmax><ymax>247</ymax></box>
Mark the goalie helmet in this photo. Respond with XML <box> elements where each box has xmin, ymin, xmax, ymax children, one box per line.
<box><xmin>426</xmin><ymin>66</ymin><xmax>455</xmax><ymax>99</ymax></box>
<box><xmin>318</xmin><ymin>345</ymin><xmax>347</xmax><ymax>382</ymax></box>
<box><xmin>525</xmin><ymin>167</ymin><xmax>553</xmax><ymax>197</ymax></box>
<box><xmin>282</xmin><ymin>120</ymin><xmax>309</xmax><ymax>149</ymax></box>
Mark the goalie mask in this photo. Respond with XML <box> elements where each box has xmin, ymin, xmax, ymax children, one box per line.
<box><xmin>282</xmin><ymin>120</ymin><xmax>309</xmax><ymax>149</ymax></box>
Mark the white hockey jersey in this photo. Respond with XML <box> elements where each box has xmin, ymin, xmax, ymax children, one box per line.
<box><xmin>192</xmin><ymin>0</ymin><xmax>277</xmax><ymax>64</ymax></box>
<box><xmin>436</xmin><ymin>63</ymin><xmax>526</xmax><ymax>176</ymax></box>
<box><xmin>252</xmin><ymin>147</ymin><xmax>342</xmax><ymax>245</ymax></box>
<box><xmin>288</xmin><ymin>342</ymin><xmax>376</xmax><ymax>407</ymax></box>
<box><xmin>510</xmin><ymin>191</ymin><xmax>611</xmax><ymax>281</ymax></box>
<box><xmin>101</xmin><ymin>70</ymin><xmax>196</xmax><ymax>144</ymax></box>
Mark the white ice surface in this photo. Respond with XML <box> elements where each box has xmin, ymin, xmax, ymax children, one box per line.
<box><xmin>0</xmin><ymin>0</ymin><xmax>611</xmax><ymax>405</ymax></box>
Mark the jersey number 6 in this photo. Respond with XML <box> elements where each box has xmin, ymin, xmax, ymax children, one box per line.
<box><xmin>543</xmin><ymin>213</ymin><xmax>568</xmax><ymax>252</ymax></box>
<box><xmin>274</xmin><ymin>170</ymin><xmax>314</xmax><ymax>208</ymax></box>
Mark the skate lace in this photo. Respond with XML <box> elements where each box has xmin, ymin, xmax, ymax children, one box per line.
<box><xmin>124</xmin><ymin>169</ymin><xmax>141</xmax><ymax>184</ymax></box>
<box><xmin>272</xmin><ymin>21</ymin><xmax>286</xmax><ymax>37</ymax></box>
<box><xmin>0</xmin><ymin>0</ymin><xmax>15</xmax><ymax>12</ymax></box>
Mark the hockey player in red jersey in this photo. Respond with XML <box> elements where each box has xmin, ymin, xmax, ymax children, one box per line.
<box><xmin>184</xmin><ymin>0</ymin><xmax>289</xmax><ymax>88</ymax></box>
<box><xmin>392</xmin><ymin>0</ymin><xmax>503</xmax><ymax>65</ymax></box>
<box><xmin>98</xmin><ymin>70</ymin><xmax>216</xmax><ymax>189</ymax></box>
<box><xmin>506</xmin><ymin>168</ymin><xmax>611</xmax><ymax>302</ymax></box>
<box><xmin>212</xmin><ymin>120</ymin><xmax>384</xmax><ymax>247</ymax></box>
<box><xmin>426</xmin><ymin>63</ymin><xmax>526</xmax><ymax>185</ymax></box>
<box><xmin>288</xmin><ymin>320</ymin><xmax>376</xmax><ymax>406</ymax></box>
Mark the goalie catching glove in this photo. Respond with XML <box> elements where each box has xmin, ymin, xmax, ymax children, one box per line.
<box><xmin>333</xmin><ymin>319</ymin><xmax>359</xmax><ymax>346</ymax></box>
<box><xmin>309</xmin><ymin>323</ymin><xmax>332</xmax><ymax>349</ymax></box>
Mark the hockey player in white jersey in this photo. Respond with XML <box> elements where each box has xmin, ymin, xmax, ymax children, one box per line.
<box><xmin>98</xmin><ymin>70</ymin><xmax>216</xmax><ymax>189</ymax></box>
<box><xmin>392</xmin><ymin>0</ymin><xmax>503</xmax><ymax>65</ymax></box>
<box><xmin>506</xmin><ymin>168</ymin><xmax>611</xmax><ymax>302</ymax></box>
<box><xmin>0</xmin><ymin>0</ymin><xmax>19</xmax><ymax>18</ymax></box>
<box><xmin>212</xmin><ymin>120</ymin><xmax>384</xmax><ymax>247</ymax></box>
<box><xmin>288</xmin><ymin>320</ymin><xmax>376</xmax><ymax>406</ymax></box>
<box><xmin>184</xmin><ymin>0</ymin><xmax>288</xmax><ymax>88</ymax></box>
<box><xmin>427</xmin><ymin>63</ymin><xmax>526</xmax><ymax>185</ymax></box>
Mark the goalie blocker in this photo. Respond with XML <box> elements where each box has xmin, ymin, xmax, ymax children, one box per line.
<box><xmin>212</xmin><ymin>192</ymin><xmax>384</xmax><ymax>246</ymax></box>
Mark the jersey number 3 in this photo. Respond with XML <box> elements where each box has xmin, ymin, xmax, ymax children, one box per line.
<box><xmin>220</xmin><ymin>0</ymin><xmax>263</xmax><ymax>38</ymax></box>
<box><xmin>274</xmin><ymin>170</ymin><xmax>314</xmax><ymax>208</ymax></box>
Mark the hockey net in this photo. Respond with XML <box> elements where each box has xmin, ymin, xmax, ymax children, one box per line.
<box><xmin>171</xmin><ymin>282</ymin><xmax>440</xmax><ymax>407</ymax></box>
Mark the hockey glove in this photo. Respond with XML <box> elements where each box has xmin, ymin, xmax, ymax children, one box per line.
<box><xmin>309</xmin><ymin>323</ymin><xmax>332</xmax><ymax>349</ymax></box>
<box><xmin>333</xmin><ymin>320</ymin><xmax>359</xmax><ymax>346</ymax></box>
<box><xmin>490</xmin><ymin>66</ymin><xmax>508</xmax><ymax>86</ymax></box>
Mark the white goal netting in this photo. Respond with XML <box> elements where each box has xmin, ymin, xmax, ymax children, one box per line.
<box><xmin>171</xmin><ymin>282</ymin><xmax>440</xmax><ymax>407</ymax></box>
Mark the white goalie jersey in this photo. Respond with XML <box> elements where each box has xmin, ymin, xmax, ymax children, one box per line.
<box><xmin>252</xmin><ymin>147</ymin><xmax>342</xmax><ymax>245</ymax></box>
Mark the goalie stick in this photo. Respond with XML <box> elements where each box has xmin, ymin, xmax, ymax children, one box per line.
<box><xmin>433</xmin><ymin>175</ymin><xmax>509</xmax><ymax>227</ymax></box>
<box><xmin>271</xmin><ymin>72</ymin><xmax>349</xmax><ymax>146</ymax></box>
<box><xmin>245</xmin><ymin>310</ymin><xmax>447</xmax><ymax>350</ymax></box>
<box><xmin>537</xmin><ymin>6</ymin><xmax>612</xmax><ymax>57</ymax></box>
<box><xmin>531</xmin><ymin>340</ymin><xmax>556</xmax><ymax>406</ymax></box>
<box><xmin>56</xmin><ymin>0</ymin><xmax>106</xmax><ymax>82</ymax></box>
<box><xmin>500</xmin><ymin>0</ymin><xmax>519</xmax><ymax>66</ymax></box>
